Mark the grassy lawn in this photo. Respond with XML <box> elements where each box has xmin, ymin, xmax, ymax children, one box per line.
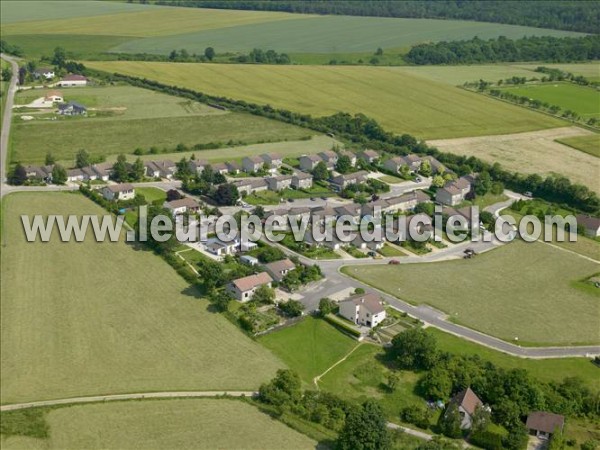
<box><xmin>0</xmin><ymin>399</ymin><xmax>317</xmax><ymax>449</ymax></box>
<box><xmin>259</xmin><ymin>317</ymin><xmax>357</xmax><ymax>384</ymax></box>
<box><xmin>468</xmin><ymin>192</ymin><xmax>508</xmax><ymax>209</ymax></box>
<box><xmin>246</xmin><ymin>184</ymin><xmax>336</xmax><ymax>205</ymax></box>
<box><xmin>244</xmin><ymin>190</ymin><xmax>281</xmax><ymax>206</ymax></box>
<box><xmin>557</xmin><ymin>134</ymin><xmax>600</xmax><ymax>158</ymax></box>
<box><xmin>378</xmin><ymin>174</ymin><xmax>406</xmax><ymax>184</ymax></box>
<box><xmin>343</xmin><ymin>240</ymin><xmax>600</xmax><ymax>346</ymax></box>
<box><xmin>87</xmin><ymin>61</ymin><xmax>565</xmax><ymax>140</ymax></box>
<box><xmin>135</xmin><ymin>187</ymin><xmax>166</xmax><ymax>203</ymax></box>
<box><xmin>378</xmin><ymin>244</ymin><xmax>407</xmax><ymax>257</ymax></box>
<box><xmin>1</xmin><ymin>193</ymin><xmax>283</xmax><ymax>404</ymax></box>
<box><xmin>499</xmin><ymin>82</ymin><xmax>600</xmax><ymax>120</ymax></box>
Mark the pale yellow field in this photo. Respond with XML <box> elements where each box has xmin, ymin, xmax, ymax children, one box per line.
<box><xmin>87</xmin><ymin>61</ymin><xmax>565</xmax><ymax>139</ymax></box>
<box><xmin>1</xmin><ymin>6</ymin><xmax>304</xmax><ymax>37</ymax></box>
<box><xmin>428</xmin><ymin>127</ymin><xmax>600</xmax><ymax>193</ymax></box>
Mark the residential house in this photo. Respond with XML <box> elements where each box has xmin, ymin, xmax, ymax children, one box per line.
<box><xmin>101</xmin><ymin>183</ymin><xmax>135</xmax><ymax>201</ymax></box>
<box><xmin>266</xmin><ymin>175</ymin><xmax>293</xmax><ymax>192</ymax></box>
<box><xmin>66</xmin><ymin>168</ymin><xmax>85</xmax><ymax>182</ymax></box>
<box><xmin>383</xmin><ymin>157</ymin><xmax>405</xmax><ymax>174</ymax></box>
<box><xmin>310</xmin><ymin>205</ymin><xmax>337</xmax><ymax>226</ymax></box>
<box><xmin>144</xmin><ymin>160</ymin><xmax>176</xmax><ymax>179</ymax></box>
<box><xmin>264</xmin><ymin>258</ymin><xmax>295</xmax><ymax>282</ymax></box>
<box><xmin>339</xmin><ymin>150</ymin><xmax>357</xmax><ymax>167</ymax></box>
<box><xmin>288</xmin><ymin>206</ymin><xmax>312</xmax><ymax>222</ymax></box>
<box><xmin>233</xmin><ymin>178</ymin><xmax>268</xmax><ymax>196</ymax></box>
<box><xmin>58</xmin><ymin>74</ymin><xmax>87</xmax><ymax>87</ymax></box>
<box><xmin>261</xmin><ymin>153</ymin><xmax>283</xmax><ymax>168</ymax></box>
<box><xmin>339</xmin><ymin>292</ymin><xmax>386</xmax><ymax>328</ymax></box>
<box><xmin>227</xmin><ymin>272</ymin><xmax>273</xmax><ymax>301</ymax></box>
<box><xmin>25</xmin><ymin>165</ymin><xmax>53</xmax><ymax>181</ymax></box>
<box><xmin>436</xmin><ymin>177</ymin><xmax>472</xmax><ymax>206</ymax></box>
<box><xmin>188</xmin><ymin>159</ymin><xmax>208</xmax><ymax>174</ymax></box>
<box><xmin>32</xmin><ymin>67</ymin><xmax>55</xmax><ymax>80</ymax></box>
<box><xmin>526</xmin><ymin>412</ymin><xmax>565</xmax><ymax>440</ymax></box>
<box><xmin>80</xmin><ymin>166</ymin><xmax>99</xmax><ymax>181</ymax></box>
<box><xmin>358</xmin><ymin>149</ymin><xmax>379</xmax><ymax>164</ymax></box>
<box><xmin>91</xmin><ymin>163</ymin><xmax>112</xmax><ymax>181</ymax></box>
<box><xmin>299</xmin><ymin>154</ymin><xmax>322</xmax><ymax>172</ymax></box>
<box><xmin>403</xmin><ymin>154</ymin><xmax>423</xmax><ymax>172</ymax></box>
<box><xmin>422</xmin><ymin>155</ymin><xmax>447</xmax><ymax>174</ymax></box>
<box><xmin>331</xmin><ymin>171</ymin><xmax>368</xmax><ymax>190</ymax></box>
<box><xmin>446</xmin><ymin>388</ymin><xmax>484</xmax><ymax>430</ymax></box>
<box><xmin>242</xmin><ymin>155</ymin><xmax>265</xmax><ymax>173</ymax></box>
<box><xmin>44</xmin><ymin>90</ymin><xmax>63</xmax><ymax>103</ymax></box>
<box><xmin>226</xmin><ymin>161</ymin><xmax>241</xmax><ymax>174</ymax></box>
<box><xmin>361</xmin><ymin>198</ymin><xmax>391</xmax><ymax>217</ymax></box>
<box><xmin>58</xmin><ymin>101</ymin><xmax>87</xmax><ymax>116</ymax></box>
<box><xmin>335</xmin><ymin>204</ymin><xmax>361</xmax><ymax>223</ymax></box>
<box><xmin>240</xmin><ymin>255</ymin><xmax>259</xmax><ymax>266</ymax></box>
<box><xmin>205</xmin><ymin>238</ymin><xmax>239</xmax><ymax>257</ymax></box>
<box><xmin>319</xmin><ymin>150</ymin><xmax>338</xmax><ymax>168</ymax></box>
<box><xmin>211</xmin><ymin>162</ymin><xmax>229</xmax><ymax>175</ymax></box>
<box><xmin>384</xmin><ymin>190</ymin><xmax>431</xmax><ymax>214</ymax></box>
<box><xmin>163</xmin><ymin>197</ymin><xmax>200</xmax><ymax>216</ymax></box>
<box><xmin>576</xmin><ymin>214</ymin><xmax>600</xmax><ymax>238</ymax></box>
<box><xmin>291</xmin><ymin>172</ymin><xmax>313</xmax><ymax>190</ymax></box>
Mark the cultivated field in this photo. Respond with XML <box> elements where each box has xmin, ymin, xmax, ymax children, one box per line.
<box><xmin>87</xmin><ymin>61</ymin><xmax>565</xmax><ymax>139</ymax></box>
<box><xmin>10</xmin><ymin>85</ymin><xmax>313</xmax><ymax>164</ymax></box>
<box><xmin>0</xmin><ymin>399</ymin><xmax>317</xmax><ymax>450</ymax></box>
<box><xmin>428</xmin><ymin>127</ymin><xmax>600</xmax><ymax>193</ymax></box>
<box><xmin>259</xmin><ymin>317</ymin><xmax>357</xmax><ymax>384</ymax></box>
<box><xmin>499</xmin><ymin>82</ymin><xmax>600</xmax><ymax>120</ymax></box>
<box><xmin>343</xmin><ymin>241</ymin><xmax>600</xmax><ymax>346</ymax></box>
<box><xmin>1</xmin><ymin>193</ymin><xmax>283</xmax><ymax>404</ymax></box>
<box><xmin>557</xmin><ymin>134</ymin><xmax>600</xmax><ymax>158</ymax></box>
<box><xmin>515</xmin><ymin>63</ymin><xmax>600</xmax><ymax>82</ymax></box>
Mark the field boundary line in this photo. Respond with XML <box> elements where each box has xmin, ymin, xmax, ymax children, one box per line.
<box><xmin>313</xmin><ymin>343</ymin><xmax>363</xmax><ymax>388</ymax></box>
<box><xmin>539</xmin><ymin>240</ymin><xmax>600</xmax><ymax>264</ymax></box>
<box><xmin>0</xmin><ymin>391</ymin><xmax>258</xmax><ymax>412</ymax></box>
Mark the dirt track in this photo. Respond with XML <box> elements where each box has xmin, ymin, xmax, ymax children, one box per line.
<box><xmin>428</xmin><ymin>127</ymin><xmax>599</xmax><ymax>194</ymax></box>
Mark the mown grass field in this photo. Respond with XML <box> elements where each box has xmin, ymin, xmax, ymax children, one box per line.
<box><xmin>1</xmin><ymin>193</ymin><xmax>283</xmax><ymax>404</ymax></box>
<box><xmin>557</xmin><ymin>133</ymin><xmax>600</xmax><ymax>158</ymax></box>
<box><xmin>515</xmin><ymin>63</ymin><xmax>600</xmax><ymax>82</ymax></box>
<box><xmin>10</xmin><ymin>85</ymin><xmax>313</xmax><ymax>164</ymax></box>
<box><xmin>343</xmin><ymin>241</ymin><xmax>600</xmax><ymax>346</ymax></box>
<box><xmin>87</xmin><ymin>61</ymin><xmax>565</xmax><ymax>139</ymax></box>
<box><xmin>428</xmin><ymin>127</ymin><xmax>599</xmax><ymax>194</ymax></box>
<box><xmin>135</xmin><ymin>187</ymin><xmax>166</xmax><ymax>203</ymax></box>
<box><xmin>0</xmin><ymin>399</ymin><xmax>317</xmax><ymax>450</ymax></box>
<box><xmin>499</xmin><ymin>82</ymin><xmax>600</xmax><ymax>120</ymax></box>
<box><xmin>258</xmin><ymin>317</ymin><xmax>357</xmax><ymax>384</ymax></box>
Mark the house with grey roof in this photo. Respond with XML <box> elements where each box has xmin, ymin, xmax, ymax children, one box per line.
<box><xmin>242</xmin><ymin>155</ymin><xmax>265</xmax><ymax>173</ymax></box>
<box><xmin>299</xmin><ymin>154</ymin><xmax>322</xmax><ymax>172</ymax></box>
<box><xmin>339</xmin><ymin>292</ymin><xmax>386</xmax><ymax>328</ymax></box>
<box><xmin>291</xmin><ymin>172</ymin><xmax>313</xmax><ymax>190</ymax></box>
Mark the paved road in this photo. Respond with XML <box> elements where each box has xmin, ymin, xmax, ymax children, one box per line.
<box><xmin>0</xmin><ymin>391</ymin><xmax>257</xmax><ymax>412</ymax></box>
<box><xmin>1</xmin><ymin>53</ymin><xmax>19</xmax><ymax>184</ymax></box>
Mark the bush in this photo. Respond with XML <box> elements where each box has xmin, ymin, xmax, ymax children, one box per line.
<box><xmin>470</xmin><ymin>430</ymin><xmax>504</xmax><ymax>450</ymax></box>
<box><xmin>323</xmin><ymin>314</ymin><xmax>361</xmax><ymax>337</ymax></box>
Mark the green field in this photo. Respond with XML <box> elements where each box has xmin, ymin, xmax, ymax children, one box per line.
<box><xmin>499</xmin><ymin>82</ymin><xmax>600</xmax><ymax>120</ymax></box>
<box><xmin>10</xmin><ymin>85</ymin><xmax>313</xmax><ymax>164</ymax></box>
<box><xmin>0</xmin><ymin>399</ymin><xmax>317</xmax><ymax>449</ymax></box>
<box><xmin>135</xmin><ymin>187</ymin><xmax>166</xmax><ymax>203</ymax></box>
<box><xmin>87</xmin><ymin>61</ymin><xmax>565</xmax><ymax>139</ymax></box>
<box><xmin>557</xmin><ymin>133</ymin><xmax>600</xmax><ymax>158</ymax></box>
<box><xmin>515</xmin><ymin>63</ymin><xmax>600</xmax><ymax>82</ymax></box>
<box><xmin>343</xmin><ymin>241</ymin><xmax>600</xmax><ymax>346</ymax></box>
<box><xmin>1</xmin><ymin>193</ymin><xmax>283</xmax><ymax>404</ymax></box>
<box><xmin>258</xmin><ymin>317</ymin><xmax>357</xmax><ymax>384</ymax></box>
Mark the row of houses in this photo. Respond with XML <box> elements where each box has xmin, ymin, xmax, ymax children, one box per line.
<box><xmin>233</xmin><ymin>172</ymin><xmax>314</xmax><ymax>196</ymax></box>
<box><xmin>298</xmin><ymin>150</ymin><xmax>358</xmax><ymax>171</ymax></box>
<box><xmin>31</xmin><ymin>70</ymin><xmax>88</xmax><ymax>87</ymax></box>
<box><xmin>383</xmin><ymin>154</ymin><xmax>446</xmax><ymax>175</ymax></box>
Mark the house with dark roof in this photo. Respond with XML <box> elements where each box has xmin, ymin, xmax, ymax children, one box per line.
<box><xmin>436</xmin><ymin>176</ymin><xmax>473</xmax><ymax>206</ymax></box>
<box><xmin>291</xmin><ymin>172</ymin><xmax>313</xmax><ymax>190</ymax></box>
<box><xmin>339</xmin><ymin>150</ymin><xmax>357</xmax><ymax>167</ymax></box>
<box><xmin>358</xmin><ymin>149</ymin><xmax>379</xmax><ymax>164</ymax></box>
<box><xmin>526</xmin><ymin>412</ymin><xmax>565</xmax><ymax>440</ymax></box>
<box><xmin>233</xmin><ymin>178</ymin><xmax>268</xmax><ymax>196</ymax></box>
<box><xmin>264</xmin><ymin>258</ymin><xmax>295</xmax><ymax>282</ymax></box>
<box><xmin>576</xmin><ymin>214</ymin><xmax>600</xmax><ymax>238</ymax></box>
<box><xmin>260</xmin><ymin>153</ymin><xmax>283</xmax><ymax>168</ymax></box>
<box><xmin>319</xmin><ymin>150</ymin><xmax>338</xmax><ymax>168</ymax></box>
<box><xmin>299</xmin><ymin>154</ymin><xmax>322</xmax><ymax>172</ymax></box>
<box><xmin>446</xmin><ymin>387</ymin><xmax>484</xmax><ymax>430</ymax></box>
<box><xmin>338</xmin><ymin>292</ymin><xmax>386</xmax><ymax>328</ymax></box>
<box><xmin>266</xmin><ymin>175</ymin><xmax>293</xmax><ymax>192</ymax></box>
<box><xmin>242</xmin><ymin>155</ymin><xmax>265</xmax><ymax>173</ymax></box>
<box><xmin>144</xmin><ymin>160</ymin><xmax>176</xmax><ymax>179</ymax></box>
<box><xmin>227</xmin><ymin>272</ymin><xmax>273</xmax><ymax>301</ymax></box>
<box><xmin>101</xmin><ymin>183</ymin><xmax>135</xmax><ymax>201</ymax></box>
<box><xmin>58</xmin><ymin>101</ymin><xmax>87</xmax><ymax>116</ymax></box>
<box><xmin>331</xmin><ymin>171</ymin><xmax>368</xmax><ymax>190</ymax></box>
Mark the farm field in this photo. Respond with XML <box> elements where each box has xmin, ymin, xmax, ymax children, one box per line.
<box><xmin>428</xmin><ymin>127</ymin><xmax>600</xmax><ymax>193</ymax></box>
<box><xmin>499</xmin><ymin>82</ymin><xmax>600</xmax><ymax>120</ymax></box>
<box><xmin>87</xmin><ymin>61</ymin><xmax>565</xmax><ymax>139</ymax></box>
<box><xmin>0</xmin><ymin>399</ymin><xmax>317</xmax><ymax>450</ymax></box>
<box><xmin>342</xmin><ymin>240</ymin><xmax>600</xmax><ymax>346</ymax></box>
<box><xmin>515</xmin><ymin>63</ymin><xmax>600</xmax><ymax>81</ymax></box>
<box><xmin>258</xmin><ymin>317</ymin><xmax>357</xmax><ymax>384</ymax></box>
<box><xmin>557</xmin><ymin>133</ymin><xmax>600</xmax><ymax>158</ymax></box>
<box><xmin>10</xmin><ymin>85</ymin><xmax>313</xmax><ymax>164</ymax></box>
<box><xmin>1</xmin><ymin>193</ymin><xmax>283</xmax><ymax>404</ymax></box>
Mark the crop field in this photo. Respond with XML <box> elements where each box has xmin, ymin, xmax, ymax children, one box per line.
<box><xmin>258</xmin><ymin>317</ymin><xmax>357</xmax><ymax>384</ymax></box>
<box><xmin>515</xmin><ymin>63</ymin><xmax>600</xmax><ymax>82</ymax></box>
<box><xmin>87</xmin><ymin>61</ymin><xmax>565</xmax><ymax>139</ymax></box>
<box><xmin>343</xmin><ymin>241</ymin><xmax>600</xmax><ymax>346</ymax></box>
<box><xmin>1</xmin><ymin>193</ymin><xmax>283</xmax><ymax>404</ymax></box>
<box><xmin>428</xmin><ymin>127</ymin><xmax>600</xmax><ymax>193</ymax></box>
<box><xmin>10</xmin><ymin>85</ymin><xmax>313</xmax><ymax>164</ymax></box>
<box><xmin>0</xmin><ymin>399</ymin><xmax>316</xmax><ymax>450</ymax></box>
<box><xmin>557</xmin><ymin>133</ymin><xmax>600</xmax><ymax>158</ymax></box>
<box><xmin>499</xmin><ymin>82</ymin><xmax>600</xmax><ymax>120</ymax></box>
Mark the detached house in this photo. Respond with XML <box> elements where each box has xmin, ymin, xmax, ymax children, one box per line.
<box><xmin>264</xmin><ymin>258</ymin><xmax>295</xmax><ymax>282</ymax></box>
<box><xmin>319</xmin><ymin>150</ymin><xmax>338</xmax><ymax>168</ymax></box>
<box><xmin>526</xmin><ymin>412</ymin><xmax>565</xmax><ymax>440</ymax></box>
<box><xmin>358</xmin><ymin>149</ymin><xmax>379</xmax><ymax>164</ymax></box>
<box><xmin>101</xmin><ymin>184</ymin><xmax>135</xmax><ymax>201</ymax></box>
<box><xmin>227</xmin><ymin>272</ymin><xmax>273</xmax><ymax>301</ymax></box>
<box><xmin>233</xmin><ymin>178</ymin><xmax>268</xmax><ymax>196</ymax></box>
<box><xmin>339</xmin><ymin>292</ymin><xmax>386</xmax><ymax>328</ymax></box>
<box><xmin>266</xmin><ymin>175</ymin><xmax>293</xmax><ymax>192</ymax></box>
<box><xmin>58</xmin><ymin>74</ymin><xmax>87</xmax><ymax>87</ymax></box>
<box><xmin>242</xmin><ymin>155</ymin><xmax>265</xmax><ymax>173</ymax></box>
<box><xmin>44</xmin><ymin>90</ymin><xmax>63</xmax><ymax>103</ymax></box>
<box><xmin>261</xmin><ymin>153</ymin><xmax>283</xmax><ymax>168</ymax></box>
<box><xmin>436</xmin><ymin>177</ymin><xmax>472</xmax><ymax>206</ymax></box>
<box><xmin>383</xmin><ymin>157</ymin><xmax>405</xmax><ymax>174</ymax></box>
<box><xmin>163</xmin><ymin>197</ymin><xmax>200</xmax><ymax>216</ymax></box>
<box><xmin>58</xmin><ymin>101</ymin><xmax>87</xmax><ymax>116</ymax></box>
<box><xmin>331</xmin><ymin>171</ymin><xmax>368</xmax><ymax>190</ymax></box>
<box><xmin>291</xmin><ymin>172</ymin><xmax>313</xmax><ymax>190</ymax></box>
<box><xmin>576</xmin><ymin>214</ymin><xmax>600</xmax><ymax>238</ymax></box>
<box><xmin>446</xmin><ymin>388</ymin><xmax>484</xmax><ymax>430</ymax></box>
<box><xmin>33</xmin><ymin>67</ymin><xmax>55</xmax><ymax>80</ymax></box>
<box><xmin>145</xmin><ymin>160</ymin><xmax>176</xmax><ymax>179</ymax></box>
<box><xmin>339</xmin><ymin>150</ymin><xmax>357</xmax><ymax>167</ymax></box>
<box><xmin>299</xmin><ymin>154</ymin><xmax>322</xmax><ymax>172</ymax></box>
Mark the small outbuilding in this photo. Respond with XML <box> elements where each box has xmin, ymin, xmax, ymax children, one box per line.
<box><xmin>526</xmin><ymin>412</ymin><xmax>565</xmax><ymax>440</ymax></box>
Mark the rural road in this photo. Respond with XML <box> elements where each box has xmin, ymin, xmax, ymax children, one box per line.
<box><xmin>0</xmin><ymin>53</ymin><xmax>19</xmax><ymax>185</ymax></box>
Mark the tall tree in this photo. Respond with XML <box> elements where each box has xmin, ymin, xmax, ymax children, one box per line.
<box><xmin>112</xmin><ymin>154</ymin><xmax>129</xmax><ymax>182</ymax></box>
<box><xmin>204</xmin><ymin>47</ymin><xmax>215</xmax><ymax>61</ymax></box>
<box><xmin>337</xmin><ymin>400</ymin><xmax>390</xmax><ymax>450</ymax></box>
<box><xmin>214</xmin><ymin>183</ymin><xmax>239</xmax><ymax>206</ymax></box>
<box><xmin>51</xmin><ymin>46</ymin><xmax>66</xmax><ymax>67</ymax></box>
<box><xmin>131</xmin><ymin>158</ymin><xmax>145</xmax><ymax>181</ymax></box>
<box><xmin>389</xmin><ymin>328</ymin><xmax>439</xmax><ymax>370</ymax></box>
<box><xmin>335</xmin><ymin>155</ymin><xmax>352</xmax><ymax>174</ymax></box>
<box><xmin>45</xmin><ymin>152</ymin><xmax>56</xmax><ymax>166</ymax></box>
<box><xmin>312</xmin><ymin>161</ymin><xmax>329</xmax><ymax>181</ymax></box>
<box><xmin>8</xmin><ymin>163</ymin><xmax>27</xmax><ymax>185</ymax></box>
<box><xmin>51</xmin><ymin>164</ymin><xmax>67</xmax><ymax>185</ymax></box>
<box><xmin>75</xmin><ymin>149</ymin><xmax>90</xmax><ymax>168</ymax></box>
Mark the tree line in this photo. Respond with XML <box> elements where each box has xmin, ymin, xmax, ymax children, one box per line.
<box><xmin>405</xmin><ymin>35</ymin><xmax>600</xmax><ymax>65</ymax></box>
<box><xmin>81</xmin><ymin>66</ymin><xmax>599</xmax><ymax>215</ymax></box>
<box><xmin>153</xmin><ymin>1</ymin><xmax>600</xmax><ymax>34</ymax></box>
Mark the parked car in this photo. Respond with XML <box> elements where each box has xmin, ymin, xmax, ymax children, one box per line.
<box><xmin>524</xmin><ymin>191</ymin><xmax>533</xmax><ymax>198</ymax></box>
<box><xmin>367</xmin><ymin>251</ymin><xmax>377</xmax><ymax>257</ymax></box>
<box><xmin>388</xmin><ymin>259</ymin><xmax>400</xmax><ymax>265</ymax></box>
<box><xmin>415</xmin><ymin>177</ymin><xmax>422</xmax><ymax>182</ymax></box>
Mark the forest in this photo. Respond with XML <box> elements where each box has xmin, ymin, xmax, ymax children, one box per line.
<box><xmin>154</xmin><ymin>0</ymin><xmax>600</xmax><ymax>34</ymax></box>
